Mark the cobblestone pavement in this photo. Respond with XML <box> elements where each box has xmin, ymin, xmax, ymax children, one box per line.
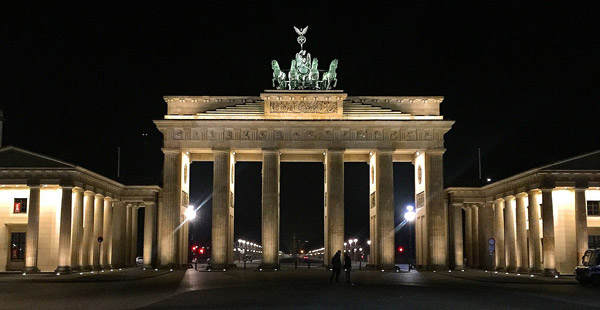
<box><xmin>0</xmin><ymin>266</ymin><xmax>598</xmax><ymax>309</ymax></box>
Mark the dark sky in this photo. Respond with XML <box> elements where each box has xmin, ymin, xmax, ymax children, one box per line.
<box><xmin>2</xmin><ymin>2</ymin><xmax>600</xmax><ymax>252</ymax></box>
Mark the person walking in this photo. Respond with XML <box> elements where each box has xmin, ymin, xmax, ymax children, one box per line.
<box><xmin>329</xmin><ymin>250</ymin><xmax>342</xmax><ymax>282</ymax></box>
<box><xmin>344</xmin><ymin>253</ymin><xmax>352</xmax><ymax>283</ymax></box>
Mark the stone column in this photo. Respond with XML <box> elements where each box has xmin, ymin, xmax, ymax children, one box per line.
<box><xmin>541</xmin><ymin>188</ymin><xmax>558</xmax><ymax>276</ymax></box>
<box><xmin>471</xmin><ymin>205</ymin><xmax>479</xmax><ymax>268</ymax></box>
<box><xmin>125</xmin><ymin>204</ymin><xmax>132</xmax><ymax>266</ymax></box>
<box><xmin>373</xmin><ymin>150</ymin><xmax>394</xmax><ymax>269</ymax></box>
<box><xmin>70</xmin><ymin>188</ymin><xmax>84</xmax><ymax>270</ymax></box>
<box><xmin>81</xmin><ymin>191</ymin><xmax>95</xmax><ymax>270</ymax></box>
<box><xmin>452</xmin><ymin>203</ymin><xmax>464</xmax><ymax>269</ymax></box>
<box><xmin>56</xmin><ymin>186</ymin><xmax>74</xmax><ymax>273</ymax></box>
<box><xmin>425</xmin><ymin>151</ymin><xmax>447</xmax><ymax>269</ymax></box>
<box><xmin>527</xmin><ymin>189</ymin><xmax>542</xmax><ymax>273</ymax></box>
<box><xmin>260</xmin><ymin>150</ymin><xmax>280</xmax><ymax>270</ymax></box>
<box><xmin>504</xmin><ymin>196</ymin><xmax>517</xmax><ymax>272</ymax></box>
<box><xmin>143</xmin><ymin>202</ymin><xmax>157</xmax><ymax>268</ymax></box>
<box><xmin>24</xmin><ymin>185</ymin><xmax>41</xmax><ymax>273</ymax></box>
<box><xmin>111</xmin><ymin>201</ymin><xmax>126</xmax><ymax>268</ymax></box>
<box><xmin>464</xmin><ymin>207</ymin><xmax>473</xmax><ymax>267</ymax></box>
<box><xmin>102</xmin><ymin>197</ymin><xmax>113</xmax><ymax>268</ymax></box>
<box><xmin>493</xmin><ymin>198</ymin><xmax>506</xmax><ymax>271</ymax></box>
<box><xmin>574</xmin><ymin>188</ymin><xmax>589</xmax><ymax>264</ymax></box>
<box><xmin>158</xmin><ymin>150</ymin><xmax>183</xmax><ymax>268</ymax></box>
<box><xmin>515</xmin><ymin>193</ymin><xmax>529</xmax><ymax>272</ymax></box>
<box><xmin>131</xmin><ymin>205</ymin><xmax>138</xmax><ymax>265</ymax></box>
<box><xmin>325</xmin><ymin>149</ymin><xmax>344</xmax><ymax>267</ymax></box>
<box><xmin>92</xmin><ymin>194</ymin><xmax>104</xmax><ymax>269</ymax></box>
<box><xmin>211</xmin><ymin>150</ymin><xmax>234</xmax><ymax>269</ymax></box>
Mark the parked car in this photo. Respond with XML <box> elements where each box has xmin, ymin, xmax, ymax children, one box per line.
<box><xmin>575</xmin><ymin>249</ymin><xmax>600</xmax><ymax>284</ymax></box>
<box><xmin>136</xmin><ymin>256</ymin><xmax>143</xmax><ymax>265</ymax></box>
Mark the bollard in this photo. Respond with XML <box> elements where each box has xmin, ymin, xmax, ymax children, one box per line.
<box><xmin>308</xmin><ymin>261</ymin><xmax>311</xmax><ymax>269</ymax></box>
<box><xmin>295</xmin><ymin>260</ymin><xmax>297</xmax><ymax>269</ymax></box>
<box><xmin>359</xmin><ymin>261</ymin><xmax>362</xmax><ymax>270</ymax></box>
<box><xmin>195</xmin><ymin>261</ymin><xmax>198</xmax><ymax>271</ymax></box>
<box><xmin>244</xmin><ymin>261</ymin><xmax>247</xmax><ymax>270</ymax></box>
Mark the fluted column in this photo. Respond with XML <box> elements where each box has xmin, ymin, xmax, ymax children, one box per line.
<box><xmin>504</xmin><ymin>196</ymin><xmax>517</xmax><ymax>272</ymax></box>
<box><xmin>131</xmin><ymin>205</ymin><xmax>138</xmax><ymax>265</ymax></box>
<box><xmin>260</xmin><ymin>150</ymin><xmax>280</xmax><ymax>269</ymax></box>
<box><xmin>372</xmin><ymin>150</ymin><xmax>394</xmax><ymax>269</ymax></box>
<box><xmin>92</xmin><ymin>194</ymin><xmax>104</xmax><ymax>269</ymax></box>
<box><xmin>125</xmin><ymin>204</ymin><xmax>133</xmax><ymax>266</ymax></box>
<box><xmin>325</xmin><ymin>149</ymin><xmax>344</xmax><ymax>267</ymax></box>
<box><xmin>515</xmin><ymin>193</ymin><xmax>529</xmax><ymax>272</ymax></box>
<box><xmin>471</xmin><ymin>205</ymin><xmax>479</xmax><ymax>268</ymax></box>
<box><xmin>527</xmin><ymin>189</ymin><xmax>542</xmax><ymax>273</ymax></box>
<box><xmin>70</xmin><ymin>188</ymin><xmax>84</xmax><ymax>270</ymax></box>
<box><xmin>56</xmin><ymin>186</ymin><xmax>74</xmax><ymax>273</ymax></box>
<box><xmin>574</xmin><ymin>188</ymin><xmax>589</xmax><ymax>265</ymax></box>
<box><xmin>211</xmin><ymin>150</ymin><xmax>234</xmax><ymax>269</ymax></box>
<box><xmin>158</xmin><ymin>150</ymin><xmax>183</xmax><ymax>268</ymax></box>
<box><xmin>464</xmin><ymin>207</ymin><xmax>473</xmax><ymax>267</ymax></box>
<box><xmin>143</xmin><ymin>202</ymin><xmax>157</xmax><ymax>268</ymax></box>
<box><xmin>541</xmin><ymin>188</ymin><xmax>558</xmax><ymax>276</ymax></box>
<box><xmin>452</xmin><ymin>203</ymin><xmax>464</xmax><ymax>269</ymax></box>
<box><xmin>24</xmin><ymin>185</ymin><xmax>41</xmax><ymax>272</ymax></box>
<box><xmin>493</xmin><ymin>198</ymin><xmax>506</xmax><ymax>270</ymax></box>
<box><xmin>81</xmin><ymin>191</ymin><xmax>95</xmax><ymax>270</ymax></box>
<box><xmin>481</xmin><ymin>202</ymin><xmax>495</xmax><ymax>270</ymax></box>
<box><xmin>111</xmin><ymin>201</ymin><xmax>126</xmax><ymax>268</ymax></box>
<box><xmin>425</xmin><ymin>151</ymin><xmax>447</xmax><ymax>269</ymax></box>
<box><xmin>102</xmin><ymin>197</ymin><xmax>113</xmax><ymax>268</ymax></box>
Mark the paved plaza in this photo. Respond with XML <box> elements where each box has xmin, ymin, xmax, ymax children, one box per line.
<box><xmin>1</xmin><ymin>266</ymin><xmax>599</xmax><ymax>309</ymax></box>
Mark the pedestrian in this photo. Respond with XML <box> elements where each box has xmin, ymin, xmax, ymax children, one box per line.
<box><xmin>329</xmin><ymin>250</ymin><xmax>342</xmax><ymax>282</ymax></box>
<box><xmin>344</xmin><ymin>253</ymin><xmax>352</xmax><ymax>283</ymax></box>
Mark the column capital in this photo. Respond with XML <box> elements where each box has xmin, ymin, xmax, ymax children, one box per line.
<box><xmin>451</xmin><ymin>202</ymin><xmax>464</xmax><ymax>208</ymax></box>
<box><xmin>374</xmin><ymin>149</ymin><xmax>395</xmax><ymax>154</ymax></box>
<box><xmin>212</xmin><ymin>148</ymin><xmax>231</xmax><ymax>154</ymax></box>
<box><xmin>515</xmin><ymin>192</ymin><xmax>527</xmax><ymax>198</ymax></box>
<box><xmin>73</xmin><ymin>187</ymin><xmax>85</xmax><ymax>193</ymax></box>
<box><xmin>528</xmin><ymin>188</ymin><xmax>541</xmax><ymax>195</ymax></box>
<box><xmin>60</xmin><ymin>185</ymin><xmax>74</xmax><ymax>191</ymax></box>
<box><xmin>422</xmin><ymin>149</ymin><xmax>446</xmax><ymax>156</ymax></box>
<box><xmin>261</xmin><ymin>148</ymin><xmax>279</xmax><ymax>154</ymax></box>
<box><xmin>326</xmin><ymin>148</ymin><xmax>345</xmax><ymax>154</ymax></box>
<box><xmin>95</xmin><ymin>193</ymin><xmax>105</xmax><ymax>199</ymax></box>
<box><xmin>575</xmin><ymin>187</ymin><xmax>587</xmax><ymax>192</ymax></box>
<box><xmin>504</xmin><ymin>195</ymin><xmax>515</xmax><ymax>200</ymax></box>
<box><xmin>494</xmin><ymin>198</ymin><xmax>505</xmax><ymax>203</ymax></box>
<box><xmin>162</xmin><ymin>148</ymin><xmax>181</xmax><ymax>154</ymax></box>
<box><xmin>84</xmin><ymin>190</ymin><xmax>95</xmax><ymax>197</ymax></box>
<box><xmin>541</xmin><ymin>188</ymin><xmax>554</xmax><ymax>193</ymax></box>
<box><xmin>104</xmin><ymin>196</ymin><xmax>113</xmax><ymax>202</ymax></box>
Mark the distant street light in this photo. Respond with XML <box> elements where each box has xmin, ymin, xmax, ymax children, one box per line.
<box><xmin>185</xmin><ymin>205</ymin><xmax>196</xmax><ymax>221</ymax></box>
<box><xmin>404</xmin><ymin>205</ymin><xmax>416</xmax><ymax>222</ymax></box>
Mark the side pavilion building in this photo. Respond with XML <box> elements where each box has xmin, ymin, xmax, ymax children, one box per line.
<box><xmin>0</xmin><ymin>146</ymin><xmax>160</xmax><ymax>272</ymax></box>
<box><xmin>446</xmin><ymin>150</ymin><xmax>600</xmax><ymax>276</ymax></box>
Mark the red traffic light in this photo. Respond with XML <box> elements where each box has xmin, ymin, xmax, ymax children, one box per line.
<box><xmin>398</xmin><ymin>246</ymin><xmax>404</xmax><ymax>253</ymax></box>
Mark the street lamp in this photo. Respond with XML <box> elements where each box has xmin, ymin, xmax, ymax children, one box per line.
<box><xmin>185</xmin><ymin>205</ymin><xmax>196</xmax><ymax>221</ymax></box>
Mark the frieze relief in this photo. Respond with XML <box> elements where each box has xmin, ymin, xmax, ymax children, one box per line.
<box><xmin>269</xmin><ymin>101</ymin><xmax>337</xmax><ymax>114</ymax></box>
<box><xmin>175</xmin><ymin>127</ymin><xmax>441</xmax><ymax>142</ymax></box>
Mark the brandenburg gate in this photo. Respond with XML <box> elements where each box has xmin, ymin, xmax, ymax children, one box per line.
<box><xmin>153</xmin><ymin>27</ymin><xmax>454</xmax><ymax>270</ymax></box>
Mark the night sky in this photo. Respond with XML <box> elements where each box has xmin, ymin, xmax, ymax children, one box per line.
<box><xmin>2</xmin><ymin>2</ymin><xmax>600</xmax><ymax>253</ymax></box>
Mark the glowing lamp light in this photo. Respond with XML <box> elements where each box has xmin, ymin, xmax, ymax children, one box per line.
<box><xmin>404</xmin><ymin>205</ymin><xmax>416</xmax><ymax>222</ymax></box>
<box><xmin>185</xmin><ymin>205</ymin><xmax>196</xmax><ymax>221</ymax></box>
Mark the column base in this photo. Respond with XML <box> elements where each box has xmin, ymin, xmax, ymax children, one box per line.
<box><xmin>257</xmin><ymin>263</ymin><xmax>280</xmax><ymax>271</ymax></box>
<box><xmin>506</xmin><ymin>266</ymin><xmax>517</xmax><ymax>273</ymax></box>
<box><xmin>81</xmin><ymin>265</ymin><xmax>93</xmax><ymax>271</ymax></box>
<box><xmin>494</xmin><ymin>266</ymin><xmax>506</xmax><ymax>271</ymax></box>
<box><xmin>23</xmin><ymin>266</ymin><xmax>40</xmax><ymax>273</ymax></box>
<box><xmin>543</xmin><ymin>268</ymin><xmax>559</xmax><ymax>277</ymax></box>
<box><xmin>143</xmin><ymin>264</ymin><xmax>154</xmax><ymax>269</ymax></box>
<box><xmin>453</xmin><ymin>265</ymin><xmax>465</xmax><ymax>270</ymax></box>
<box><xmin>517</xmin><ymin>267</ymin><xmax>530</xmax><ymax>273</ymax></box>
<box><xmin>427</xmin><ymin>264</ymin><xmax>449</xmax><ymax>271</ymax></box>
<box><xmin>529</xmin><ymin>267</ymin><xmax>543</xmax><ymax>274</ymax></box>
<box><xmin>55</xmin><ymin>266</ymin><xmax>72</xmax><ymax>274</ymax></box>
